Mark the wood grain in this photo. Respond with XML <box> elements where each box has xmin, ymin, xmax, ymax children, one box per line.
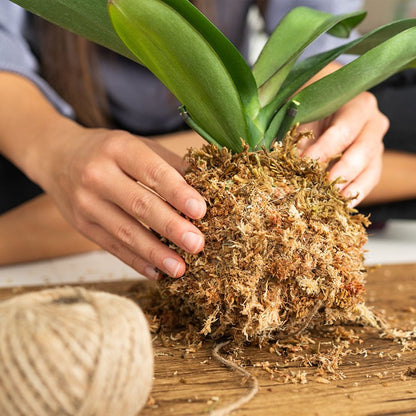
<box><xmin>1</xmin><ymin>263</ymin><xmax>415</xmax><ymax>415</ymax></box>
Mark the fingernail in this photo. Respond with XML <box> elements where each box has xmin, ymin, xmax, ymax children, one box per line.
<box><xmin>306</xmin><ymin>152</ymin><xmax>320</xmax><ymax>161</ymax></box>
<box><xmin>343</xmin><ymin>190</ymin><xmax>360</xmax><ymax>207</ymax></box>
<box><xmin>144</xmin><ymin>266</ymin><xmax>160</xmax><ymax>281</ymax></box>
<box><xmin>182</xmin><ymin>231</ymin><xmax>204</xmax><ymax>253</ymax></box>
<box><xmin>346</xmin><ymin>197</ymin><xmax>357</xmax><ymax>209</ymax></box>
<box><xmin>163</xmin><ymin>258</ymin><xmax>182</xmax><ymax>278</ymax></box>
<box><xmin>185</xmin><ymin>198</ymin><xmax>206</xmax><ymax>218</ymax></box>
<box><xmin>328</xmin><ymin>172</ymin><xmax>345</xmax><ymax>189</ymax></box>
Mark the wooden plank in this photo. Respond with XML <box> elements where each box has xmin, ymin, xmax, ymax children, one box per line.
<box><xmin>0</xmin><ymin>263</ymin><xmax>415</xmax><ymax>415</ymax></box>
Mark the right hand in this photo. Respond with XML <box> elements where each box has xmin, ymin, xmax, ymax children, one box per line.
<box><xmin>39</xmin><ymin>122</ymin><xmax>206</xmax><ymax>280</ymax></box>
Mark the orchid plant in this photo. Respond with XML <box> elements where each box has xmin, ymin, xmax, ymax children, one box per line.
<box><xmin>12</xmin><ymin>0</ymin><xmax>416</xmax><ymax>153</ymax></box>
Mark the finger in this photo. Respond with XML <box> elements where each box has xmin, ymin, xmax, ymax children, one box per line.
<box><xmin>328</xmin><ymin>117</ymin><xmax>386</xmax><ymax>191</ymax></box>
<box><xmin>96</xmin><ymin>166</ymin><xmax>204</xmax><ymax>254</ymax></box>
<box><xmin>81</xmin><ymin>223</ymin><xmax>161</xmax><ymax>281</ymax></box>
<box><xmin>81</xmin><ymin>196</ymin><xmax>187</xmax><ymax>278</ymax></box>
<box><xmin>113</xmin><ymin>136</ymin><xmax>207</xmax><ymax>220</ymax></box>
<box><xmin>140</xmin><ymin>137</ymin><xmax>187</xmax><ymax>174</ymax></box>
<box><xmin>341</xmin><ymin>150</ymin><xmax>383</xmax><ymax>207</ymax></box>
<box><xmin>302</xmin><ymin>93</ymin><xmax>376</xmax><ymax>162</ymax></box>
<box><xmin>297</xmin><ymin>122</ymin><xmax>319</xmax><ymax>154</ymax></box>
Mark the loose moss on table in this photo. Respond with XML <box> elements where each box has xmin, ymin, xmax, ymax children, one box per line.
<box><xmin>0</xmin><ymin>263</ymin><xmax>415</xmax><ymax>416</ymax></box>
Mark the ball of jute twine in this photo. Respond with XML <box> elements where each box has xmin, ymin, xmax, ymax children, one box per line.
<box><xmin>0</xmin><ymin>286</ymin><xmax>153</xmax><ymax>416</ymax></box>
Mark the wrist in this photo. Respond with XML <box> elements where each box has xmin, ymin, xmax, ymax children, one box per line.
<box><xmin>0</xmin><ymin>72</ymin><xmax>84</xmax><ymax>189</ymax></box>
<box><xmin>26</xmin><ymin>115</ymin><xmax>83</xmax><ymax>189</ymax></box>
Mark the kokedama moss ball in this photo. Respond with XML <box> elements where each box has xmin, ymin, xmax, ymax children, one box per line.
<box><xmin>160</xmin><ymin>131</ymin><xmax>370</xmax><ymax>342</ymax></box>
<box><xmin>0</xmin><ymin>287</ymin><xmax>153</xmax><ymax>416</ymax></box>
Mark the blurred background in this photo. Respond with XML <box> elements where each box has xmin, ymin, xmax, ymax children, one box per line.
<box><xmin>362</xmin><ymin>0</ymin><xmax>416</xmax><ymax>31</ymax></box>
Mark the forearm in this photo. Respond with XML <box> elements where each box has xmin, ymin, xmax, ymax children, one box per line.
<box><xmin>0</xmin><ymin>194</ymin><xmax>98</xmax><ymax>265</ymax></box>
<box><xmin>0</xmin><ymin>71</ymin><xmax>206</xmax><ymax>179</ymax></box>
<box><xmin>362</xmin><ymin>150</ymin><xmax>416</xmax><ymax>206</ymax></box>
<box><xmin>0</xmin><ymin>71</ymin><xmax>78</xmax><ymax>187</ymax></box>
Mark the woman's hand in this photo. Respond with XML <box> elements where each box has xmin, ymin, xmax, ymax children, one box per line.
<box><xmin>0</xmin><ymin>73</ymin><xmax>206</xmax><ymax>280</ymax></box>
<box><xmin>298</xmin><ymin>91</ymin><xmax>389</xmax><ymax>206</ymax></box>
<box><xmin>39</xmin><ymin>123</ymin><xmax>206</xmax><ymax>280</ymax></box>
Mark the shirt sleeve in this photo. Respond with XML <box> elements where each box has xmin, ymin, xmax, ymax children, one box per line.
<box><xmin>0</xmin><ymin>0</ymin><xmax>74</xmax><ymax>117</ymax></box>
<box><xmin>264</xmin><ymin>0</ymin><xmax>365</xmax><ymax>64</ymax></box>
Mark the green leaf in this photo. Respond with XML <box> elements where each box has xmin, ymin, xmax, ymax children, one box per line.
<box><xmin>264</xmin><ymin>26</ymin><xmax>416</xmax><ymax>147</ymax></box>
<box><xmin>109</xmin><ymin>0</ymin><xmax>250</xmax><ymax>152</ymax></box>
<box><xmin>262</xmin><ymin>101</ymin><xmax>289</xmax><ymax>148</ymax></box>
<box><xmin>10</xmin><ymin>0</ymin><xmax>137</xmax><ymax>62</ymax></box>
<box><xmin>151</xmin><ymin>0</ymin><xmax>259</xmax><ymax>119</ymax></box>
<box><xmin>260</xmin><ymin>46</ymin><xmax>347</xmax><ymax>129</ymax></box>
<box><xmin>262</xmin><ymin>17</ymin><xmax>416</xmax><ymax>123</ymax></box>
<box><xmin>293</xmin><ymin>27</ymin><xmax>416</xmax><ymax>124</ymax></box>
<box><xmin>252</xmin><ymin>7</ymin><xmax>366</xmax><ymax>106</ymax></box>
<box><xmin>148</xmin><ymin>0</ymin><xmax>262</xmax><ymax>147</ymax></box>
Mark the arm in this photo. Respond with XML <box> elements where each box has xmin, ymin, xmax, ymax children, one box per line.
<box><xmin>0</xmin><ymin>101</ymin><xmax>205</xmax><ymax>267</ymax></box>
<box><xmin>0</xmin><ymin>194</ymin><xmax>98</xmax><ymax>265</ymax></box>
<box><xmin>0</xmin><ymin>71</ymin><xmax>206</xmax><ymax>279</ymax></box>
<box><xmin>362</xmin><ymin>150</ymin><xmax>416</xmax><ymax>206</ymax></box>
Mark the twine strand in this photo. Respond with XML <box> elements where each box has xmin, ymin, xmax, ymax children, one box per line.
<box><xmin>210</xmin><ymin>341</ymin><xmax>259</xmax><ymax>416</ymax></box>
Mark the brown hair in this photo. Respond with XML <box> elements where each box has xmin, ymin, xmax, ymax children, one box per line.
<box><xmin>37</xmin><ymin>19</ymin><xmax>110</xmax><ymax>128</ymax></box>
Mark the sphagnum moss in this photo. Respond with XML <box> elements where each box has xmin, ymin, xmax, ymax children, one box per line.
<box><xmin>18</xmin><ymin>0</ymin><xmax>416</xmax><ymax>347</ymax></box>
<box><xmin>159</xmin><ymin>129</ymin><xmax>372</xmax><ymax>343</ymax></box>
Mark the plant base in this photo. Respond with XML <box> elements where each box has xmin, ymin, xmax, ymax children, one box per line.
<box><xmin>160</xmin><ymin>129</ymin><xmax>371</xmax><ymax>342</ymax></box>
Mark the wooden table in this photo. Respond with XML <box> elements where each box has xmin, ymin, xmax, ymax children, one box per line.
<box><xmin>1</xmin><ymin>263</ymin><xmax>416</xmax><ymax>415</ymax></box>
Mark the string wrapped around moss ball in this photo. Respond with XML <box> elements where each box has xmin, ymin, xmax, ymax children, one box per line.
<box><xmin>159</xmin><ymin>129</ymin><xmax>371</xmax><ymax>342</ymax></box>
<box><xmin>0</xmin><ymin>286</ymin><xmax>153</xmax><ymax>416</ymax></box>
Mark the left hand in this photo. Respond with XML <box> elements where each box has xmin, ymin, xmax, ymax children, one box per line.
<box><xmin>297</xmin><ymin>91</ymin><xmax>389</xmax><ymax>206</ymax></box>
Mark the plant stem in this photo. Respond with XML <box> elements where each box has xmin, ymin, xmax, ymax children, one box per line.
<box><xmin>271</xmin><ymin>100</ymin><xmax>299</xmax><ymax>148</ymax></box>
<box><xmin>179</xmin><ymin>105</ymin><xmax>223</xmax><ymax>149</ymax></box>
